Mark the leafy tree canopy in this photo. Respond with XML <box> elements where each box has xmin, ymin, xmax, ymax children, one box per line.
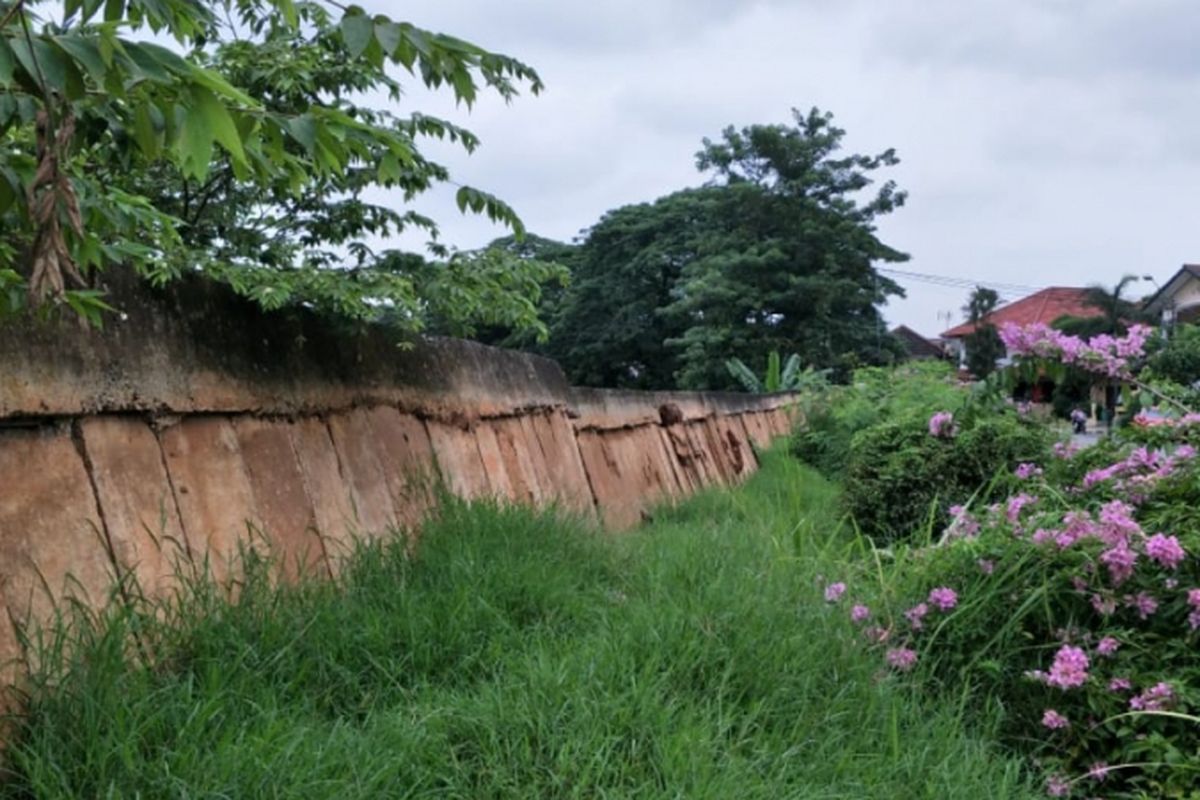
<box><xmin>546</xmin><ymin>188</ymin><xmax>719</xmax><ymax>388</ymax></box>
<box><xmin>549</xmin><ymin>108</ymin><xmax>908</xmax><ymax>390</ymax></box>
<box><xmin>0</xmin><ymin>0</ymin><xmax>560</xmax><ymax>336</ymax></box>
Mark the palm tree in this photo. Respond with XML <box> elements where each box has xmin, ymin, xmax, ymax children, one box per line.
<box><xmin>1054</xmin><ymin>274</ymin><xmax>1151</xmax><ymax>337</ymax></box>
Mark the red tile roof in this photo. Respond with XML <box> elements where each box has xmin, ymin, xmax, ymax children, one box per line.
<box><xmin>940</xmin><ymin>287</ymin><xmax>1102</xmax><ymax>339</ymax></box>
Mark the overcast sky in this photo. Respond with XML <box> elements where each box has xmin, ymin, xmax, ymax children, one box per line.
<box><xmin>361</xmin><ymin>0</ymin><xmax>1199</xmax><ymax>336</ymax></box>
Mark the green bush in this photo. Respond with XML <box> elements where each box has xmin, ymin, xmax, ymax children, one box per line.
<box><xmin>842</xmin><ymin>413</ymin><xmax>1052</xmax><ymax>543</ymax></box>
<box><xmin>791</xmin><ymin>361</ymin><xmax>965</xmax><ymax>477</ymax></box>
<box><xmin>1148</xmin><ymin>323</ymin><xmax>1200</xmax><ymax>388</ymax></box>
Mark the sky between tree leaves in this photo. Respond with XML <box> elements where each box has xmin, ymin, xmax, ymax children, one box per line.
<box><xmin>358</xmin><ymin>0</ymin><xmax>1200</xmax><ymax>338</ymax></box>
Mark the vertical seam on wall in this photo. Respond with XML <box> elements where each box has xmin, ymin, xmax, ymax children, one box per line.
<box><xmin>733</xmin><ymin>413</ymin><xmax>761</xmax><ymax>472</ymax></box>
<box><xmin>282</xmin><ymin>421</ymin><xmax>335</xmax><ymax>578</ymax></box>
<box><xmin>151</xmin><ymin>422</ymin><xmax>196</xmax><ymax>562</ymax></box>
<box><xmin>70</xmin><ymin>418</ymin><xmax>132</xmax><ymax>606</ymax></box>
<box><xmin>321</xmin><ymin>415</ymin><xmax>361</xmax><ymax>525</ymax></box>
<box><xmin>565</xmin><ymin>413</ymin><xmax>604</xmax><ymax>517</ymax></box>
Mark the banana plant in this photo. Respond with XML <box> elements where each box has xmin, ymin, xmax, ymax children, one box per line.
<box><xmin>726</xmin><ymin>351</ymin><xmax>828</xmax><ymax>393</ymax></box>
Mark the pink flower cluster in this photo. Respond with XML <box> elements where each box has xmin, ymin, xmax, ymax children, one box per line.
<box><xmin>1081</xmin><ymin>445</ymin><xmax>1195</xmax><ymax>497</ymax></box>
<box><xmin>1129</xmin><ymin>681</ymin><xmax>1174</xmax><ymax>711</ymax></box>
<box><xmin>928</xmin><ymin>410</ymin><xmax>957</xmax><ymax>438</ymax></box>
<box><xmin>1132</xmin><ymin>411</ymin><xmax>1200</xmax><ymax>429</ymax></box>
<box><xmin>1020</xmin><ymin>496</ymin><xmax>1189</xmax><ymax>590</ymax></box>
<box><xmin>1046</xmin><ymin>644</ymin><xmax>1089</xmax><ymax>690</ymax></box>
<box><xmin>1188</xmin><ymin>589</ymin><xmax>1200</xmax><ymax>630</ymax></box>
<box><xmin>998</xmin><ymin>322</ymin><xmax>1153</xmax><ymax>379</ymax></box>
<box><xmin>1041</xmin><ymin>708</ymin><xmax>1069</xmax><ymax>730</ymax></box>
<box><xmin>885</xmin><ymin>647</ymin><xmax>918</xmax><ymax>671</ymax></box>
<box><xmin>945</xmin><ymin>505</ymin><xmax>980</xmax><ymax>539</ymax></box>
<box><xmin>824</xmin><ymin>582</ymin><xmax>847</xmax><ymax>603</ymax></box>
<box><xmin>1015</xmin><ymin>462</ymin><xmax>1043</xmax><ymax>480</ymax></box>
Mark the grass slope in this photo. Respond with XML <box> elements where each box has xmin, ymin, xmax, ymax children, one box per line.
<box><xmin>0</xmin><ymin>452</ymin><xmax>1035</xmax><ymax>799</ymax></box>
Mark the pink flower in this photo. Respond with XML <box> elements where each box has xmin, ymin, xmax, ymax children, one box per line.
<box><xmin>1096</xmin><ymin>636</ymin><xmax>1120</xmax><ymax>657</ymax></box>
<box><xmin>1189</xmin><ymin>609</ymin><xmax>1200</xmax><ymax>630</ymax></box>
<box><xmin>885</xmin><ymin>647</ymin><xmax>918</xmax><ymax>671</ymax></box>
<box><xmin>905</xmin><ymin>602</ymin><xmax>930</xmax><ymax>630</ymax></box>
<box><xmin>1189</xmin><ymin>588</ymin><xmax>1200</xmax><ymax>608</ymax></box>
<box><xmin>1125</xmin><ymin>591</ymin><xmax>1158</xmax><ymax>620</ymax></box>
<box><xmin>1015</xmin><ymin>462</ymin><xmax>1043</xmax><ymax>480</ymax></box>
<box><xmin>1099</xmin><ymin>541</ymin><xmax>1137</xmax><ymax>586</ymax></box>
<box><xmin>977</xmin><ymin>558</ymin><xmax>996</xmax><ymax>575</ymax></box>
<box><xmin>928</xmin><ymin>411</ymin><xmax>957</xmax><ymax>438</ymax></box>
<box><xmin>1006</xmin><ymin>493</ymin><xmax>1038</xmax><ymax>524</ymax></box>
<box><xmin>1145</xmin><ymin>534</ymin><xmax>1186</xmax><ymax>570</ymax></box>
<box><xmin>1090</xmin><ymin>594</ymin><xmax>1117</xmax><ymax>616</ymax></box>
<box><xmin>1045</xmin><ymin>774</ymin><xmax>1071</xmax><ymax>797</ymax></box>
<box><xmin>1108</xmin><ymin>677</ymin><xmax>1132</xmax><ymax>692</ymax></box>
<box><xmin>1130</xmin><ymin>682</ymin><xmax>1174</xmax><ymax>711</ymax></box>
<box><xmin>945</xmin><ymin>505</ymin><xmax>980</xmax><ymax>539</ymax></box>
<box><xmin>928</xmin><ymin>587</ymin><xmax>958</xmax><ymax>612</ymax></box>
<box><xmin>863</xmin><ymin>625</ymin><xmax>890</xmax><ymax>643</ymax></box>
<box><xmin>1046</xmin><ymin>645</ymin><xmax>1089</xmax><ymax>690</ymax></box>
<box><xmin>824</xmin><ymin>582</ymin><xmax>846</xmax><ymax>603</ymax></box>
<box><xmin>1041</xmin><ymin>709</ymin><xmax>1070</xmax><ymax>729</ymax></box>
<box><xmin>1053</xmin><ymin>441</ymin><xmax>1079</xmax><ymax>460</ymax></box>
<box><xmin>1087</xmin><ymin>762</ymin><xmax>1110</xmax><ymax>782</ymax></box>
<box><xmin>850</xmin><ymin>604</ymin><xmax>870</xmax><ymax>623</ymax></box>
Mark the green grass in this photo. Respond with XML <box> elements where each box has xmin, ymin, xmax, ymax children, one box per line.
<box><xmin>0</xmin><ymin>451</ymin><xmax>1036</xmax><ymax>798</ymax></box>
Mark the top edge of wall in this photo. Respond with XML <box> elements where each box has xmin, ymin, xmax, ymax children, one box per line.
<box><xmin>0</xmin><ymin>271</ymin><xmax>797</xmax><ymax>422</ymax></box>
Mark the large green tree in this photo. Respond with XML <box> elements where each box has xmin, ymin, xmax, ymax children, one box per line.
<box><xmin>546</xmin><ymin>188</ymin><xmax>721</xmax><ymax>388</ymax></box>
<box><xmin>0</xmin><ymin>0</ymin><xmax>558</xmax><ymax>336</ymax></box>
<box><xmin>665</xmin><ymin>108</ymin><xmax>908</xmax><ymax>388</ymax></box>
<box><xmin>547</xmin><ymin>108</ymin><xmax>907</xmax><ymax>390</ymax></box>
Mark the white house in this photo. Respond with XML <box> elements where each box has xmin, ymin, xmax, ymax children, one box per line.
<box><xmin>1144</xmin><ymin>265</ymin><xmax>1200</xmax><ymax>330</ymax></box>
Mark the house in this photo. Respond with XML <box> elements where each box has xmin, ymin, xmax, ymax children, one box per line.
<box><xmin>939</xmin><ymin>287</ymin><xmax>1103</xmax><ymax>370</ymax></box>
<box><xmin>890</xmin><ymin>325</ymin><xmax>947</xmax><ymax>361</ymax></box>
<box><xmin>1143</xmin><ymin>265</ymin><xmax>1200</xmax><ymax>329</ymax></box>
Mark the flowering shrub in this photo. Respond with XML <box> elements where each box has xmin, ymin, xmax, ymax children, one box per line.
<box><xmin>835</xmin><ymin>436</ymin><xmax>1200</xmax><ymax>797</ymax></box>
<box><xmin>842</xmin><ymin>412</ymin><xmax>1052</xmax><ymax>544</ymax></box>
<box><xmin>998</xmin><ymin>323</ymin><xmax>1154</xmax><ymax>380</ymax></box>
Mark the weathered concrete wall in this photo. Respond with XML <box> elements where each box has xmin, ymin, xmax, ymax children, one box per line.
<box><xmin>0</xmin><ymin>272</ymin><xmax>798</xmax><ymax>691</ymax></box>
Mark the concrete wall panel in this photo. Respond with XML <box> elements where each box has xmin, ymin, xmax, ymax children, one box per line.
<box><xmin>233</xmin><ymin>417</ymin><xmax>328</xmax><ymax>580</ymax></box>
<box><xmin>79</xmin><ymin>416</ymin><xmax>188</xmax><ymax>596</ymax></box>
<box><xmin>425</xmin><ymin>419</ymin><xmax>490</xmax><ymax>501</ymax></box>
<box><xmin>326</xmin><ymin>409</ymin><xmax>398</xmax><ymax>536</ymax></box>
<box><xmin>288</xmin><ymin>417</ymin><xmax>360</xmax><ymax>567</ymax></box>
<box><xmin>364</xmin><ymin>407</ymin><xmax>437</xmax><ymax>532</ymax></box>
<box><xmin>0</xmin><ymin>426</ymin><xmax>113</xmax><ymax>638</ymax></box>
<box><xmin>159</xmin><ymin>416</ymin><xmax>260</xmax><ymax>582</ymax></box>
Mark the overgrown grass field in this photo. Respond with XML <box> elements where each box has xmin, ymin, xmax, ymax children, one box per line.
<box><xmin>0</xmin><ymin>453</ymin><xmax>1035</xmax><ymax>798</ymax></box>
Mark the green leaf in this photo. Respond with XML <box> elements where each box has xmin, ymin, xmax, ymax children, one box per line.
<box><xmin>177</xmin><ymin>100</ymin><xmax>214</xmax><ymax>180</ymax></box>
<box><xmin>283</xmin><ymin>115</ymin><xmax>317</xmax><ymax>153</ymax></box>
<box><xmin>10</xmin><ymin>37</ymin><xmax>72</xmax><ymax>95</ymax></box>
<box><xmin>0</xmin><ymin>38</ymin><xmax>14</xmax><ymax>85</ymax></box>
<box><xmin>375</xmin><ymin>21</ymin><xmax>402</xmax><ymax>56</ymax></box>
<box><xmin>193</xmin><ymin>86</ymin><xmax>245</xmax><ymax>164</ymax></box>
<box><xmin>377</xmin><ymin>152</ymin><xmax>401</xmax><ymax>183</ymax></box>
<box><xmin>132</xmin><ymin>101</ymin><xmax>159</xmax><ymax>157</ymax></box>
<box><xmin>340</xmin><ymin>13</ymin><xmax>374</xmax><ymax>59</ymax></box>
<box><xmin>277</xmin><ymin>0</ymin><xmax>299</xmax><ymax>28</ymax></box>
<box><xmin>53</xmin><ymin>34</ymin><xmax>108</xmax><ymax>84</ymax></box>
<box><xmin>104</xmin><ymin>0</ymin><xmax>125</xmax><ymax>23</ymax></box>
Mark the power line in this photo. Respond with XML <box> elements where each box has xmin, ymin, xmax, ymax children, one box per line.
<box><xmin>876</xmin><ymin>267</ymin><xmax>1044</xmax><ymax>300</ymax></box>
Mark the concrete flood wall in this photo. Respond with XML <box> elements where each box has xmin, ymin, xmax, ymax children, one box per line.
<box><xmin>0</xmin><ymin>272</ymin><xmax>797</xmax><ymax>689</ymax></box>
